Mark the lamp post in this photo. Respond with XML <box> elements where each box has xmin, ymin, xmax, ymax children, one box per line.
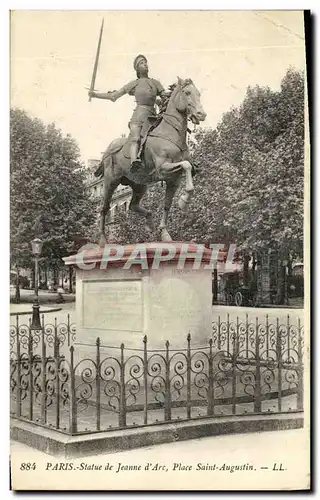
<box><xmin>31</xmin><ymin>237</ymin><xmax>43</xmax><ymax>329</ymax></box>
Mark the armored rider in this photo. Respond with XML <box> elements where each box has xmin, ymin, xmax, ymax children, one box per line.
<box><xmin>88</xmin><ymin>54</ymin><xmax>166</xmax><ymax>171</ymax></box>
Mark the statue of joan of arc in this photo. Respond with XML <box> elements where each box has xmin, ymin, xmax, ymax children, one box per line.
<box><xmin>88</xmin><ymin>54</ymin><xmax>166</xmax><ymax>171</ymax></box>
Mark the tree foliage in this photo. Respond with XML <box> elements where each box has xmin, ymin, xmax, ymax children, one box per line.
<box><xmin>10</xmin><ymin>108</ymin><xmax>98</xmax><ymax>271</ymax></box>
<box><xmin>114</xmin><ymin>68</ymin><xmax>304</xmax><ymax>259</ymax></box>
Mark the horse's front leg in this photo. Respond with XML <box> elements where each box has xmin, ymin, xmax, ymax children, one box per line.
<box><xmin>159</xmin><ymin>179</ymin><xmax>181</xmax><ymax>241</ymax></box>
<box><xmin>161</xmin><ymin>160</ymin><xmax>194</xmax><ymax>212</ymax></box>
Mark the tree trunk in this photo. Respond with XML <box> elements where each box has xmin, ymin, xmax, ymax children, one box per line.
<box><xmin>243</xmin><ymin>253</ymin><xmax>250</xmax><ymax>306</ymax></box>
<box><xmin>252</xmin><ymin>252</ymin><xmax>257</xmax><ymax>273</ymax></box>
<box><xmin>69</xmin><ymin>265</ymin><xmax>73</xmax><ymax>294</ymax></box>
<box><xmin>287</xmin><ymin>256</ymin><xmax>293</xmax><ymax>278</ymax></box>
<box><xmin>277</xmin><ymin>263</ymin><xmax>286</xmax><ymax>305</ymax></box>
<box><xmin>44</xmin><ymin>265</ymin><xmax>48</xmax><ymax>290</ymax></box>
<box><xmin>53</xmin><ymin>267</ymin><xmax>57</xmax><ymax>288</ymax></box>
<box><xmin>15</xmin><ymin>265</ymin><xmax>20</xmax><ymax>303</ymax></box>
<box><xmin>212</xmin><ymin>268</ymin><xmax>218</xmax><ymax>304</ymax></box>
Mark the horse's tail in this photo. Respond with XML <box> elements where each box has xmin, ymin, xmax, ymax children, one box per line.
<box><xmin>94</xmin><ymin>160</ymin><xmax>104</xmax><ymax>178</ymax></box>
<box><xmin>94</xmin><ymin>153</ymin><xmax>113</xmax><ymax>179</ymax></box>
<box><xmin>94</xmin><ymin>137</ymin><xmax>127</xmax><ymax>178</ymax></box>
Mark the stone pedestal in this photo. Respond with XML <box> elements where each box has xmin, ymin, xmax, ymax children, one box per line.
<box><xmin>64</xmin><ymin>242</ymin><xmax>213</xmax><ymax>353</ymax></box>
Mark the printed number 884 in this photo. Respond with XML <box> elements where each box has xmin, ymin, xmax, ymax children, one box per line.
<box><xmin>20</xmin><ymin>463</ymin><xmax>36</xmax><ymax>471</ymax></box>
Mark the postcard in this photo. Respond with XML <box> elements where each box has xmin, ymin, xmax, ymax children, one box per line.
<box><xmin>9</xmin><ymin>9</ymin><xmax>310</xmax><ymax>491</ymax></box>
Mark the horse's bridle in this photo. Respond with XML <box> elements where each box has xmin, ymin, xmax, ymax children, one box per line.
<box><xmin>171</xmin><ymin>82</ymin><xmax>200</xmax><ymax>128</ymax></box>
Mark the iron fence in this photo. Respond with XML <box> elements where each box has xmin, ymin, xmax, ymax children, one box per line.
<box><xmin>10</xmin><ymin>314</ymin><xmax>76</xmax><ymax>357</ymax></box>
<box><xmin>10</xmin><ymin>314</ymin><xmax>304</xmax><ymax>436</ymax></box>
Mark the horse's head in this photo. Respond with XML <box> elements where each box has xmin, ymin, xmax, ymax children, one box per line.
<box><xmin>174</xmin><ymin>77</ymin><xmax>206</xmax><ymax>125</ymax></box>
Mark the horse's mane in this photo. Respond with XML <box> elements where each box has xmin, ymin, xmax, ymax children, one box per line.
<box><xmin>158</xmin><ymin>78</ymin><xmax>193</xmax><ymax>114</ymax></box>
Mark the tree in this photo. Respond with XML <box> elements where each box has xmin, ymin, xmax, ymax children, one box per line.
<box><xmin>10</xmin><ymin>108</ymin><xmax>98</xmax><ymax>300</ymax></box>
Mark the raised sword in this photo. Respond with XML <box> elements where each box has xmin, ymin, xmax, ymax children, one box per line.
<box><xmin>88</xmin><ymin>19</ymin><xmax>104</xmax><ymax>102</ymax></box>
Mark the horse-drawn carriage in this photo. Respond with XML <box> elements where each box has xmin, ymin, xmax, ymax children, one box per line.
<box><xmin>219</xmin><ymin>271</ymin><xmax>258</xmax><ymax>307</ymax></box>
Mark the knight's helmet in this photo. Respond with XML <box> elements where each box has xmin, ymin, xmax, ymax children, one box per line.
<box><xmin>134</xmin><ymin>54</ymin><xmax>148</xmax><ymax>75</ymax></box>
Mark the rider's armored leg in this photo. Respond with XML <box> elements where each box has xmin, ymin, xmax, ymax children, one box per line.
<box><xmin>130</xmin><ymin>123</ymin><xmax>142</xmax><ymax>171</ymax></box>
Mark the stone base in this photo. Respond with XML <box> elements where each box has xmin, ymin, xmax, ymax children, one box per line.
<box><xmin>64</xmin><ymin>242</ymin><xmax>213</xmax><ymax>351</ymax></box>
<box><xmin>11</xmin><ymin>413</ymin><xmax>304</xmax><ymax>458</ymax></box>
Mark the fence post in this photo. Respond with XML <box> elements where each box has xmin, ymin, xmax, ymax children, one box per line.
<box><xmin>187</xmin><ymin>334</ymin><xmax>191</xmax><ymax>419</ymax></box>
<box><xmin>297</xmin><ymin>318</ymin><xmax>304</xmax><ymax>410</ymax></box>
<box><xmin>287</xmin><ymin>314</ymin><xmax>290</xmax><ymax>361</ymax></box>
<box><xmin>207</xmin><ymin>338</ymin><xmax>214</xmax><ymax>416</ymax></box>
<box><xmin>69</xmin><ymin>345</ymin><xmax>77</xmax><ymax>434</ymax></box>
<box><xmin>40</xmin><ymin>327</ymin><xmax>46</xmax><ymax>424</ymax></box>
<box><xmin>55</xmin><ymin>335</ymin><xmax>60</xmax><ymax>430</ymax></box>
<box><xmin>28</xmin><ymin>325</ymin><xmax>33</xmax><ymax>421</ymax></box>
<box><xmin>276</xmin><ymin>318</ymin><xmax>282</xmax><ymax>412</ymax></box>
<box><xmin>54</xmin><ymin>317</ymin><xmax>58</xmax><ymax>358</ymax></box>
<box><xmin>266</xmin><ymin>314</ymin><xmax>269</xmax><ymax>359</ymax></box>
<box><xmin>143</xmin><ymin>336</ymin><xmax>148</xmax><ymax>425</ymax></box>
<box><xmin>96</xmin><ymin>337</ymin><xmax>101</xmax><ymax>431</ymax></box>
<box><xmin>164</xmin><ymin>341</ymin><xmax>171</xmax><ymax>421</ymax></box>
<box><xmin>16</xmin><ymin>315</ymin><xmax>21</xmax><ymax>417</ymax></box>
<box><xmin>254</xmin><ymin>317</ymin><xmax>262</xmax><ymax>413</ymax></box>
<box><xmin>67</xmin><ymin>313</ymin><xmax>71</xmax><ymax>347</ymax></box>
<box><xmin>227</xmin><ymin>313</ymin><xmax>230</xmax><ymax>354</ymax></box>
<box><xmin>245</xmin><ymin>313</ymin><xmax>249</xmax><ymax>358</ymax></box>
<box><xmin>231</xmin><ymin>317</ymin><xmax>239</xmax><ymax>414</ymax></box>
<box><xmin>119</xmin><ymin>343</ymin><xmax>126</xmax><ymax>428</ymax></box>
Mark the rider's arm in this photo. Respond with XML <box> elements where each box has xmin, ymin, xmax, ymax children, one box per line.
<box><xmin>153</xmin><ymin>80</ymin><xmax>169</xmax><ymax>107</ymax></box>
<box><xmin>89</xmin><ymin>89</ymin><xmax>126</xmax><ymax>102</ymax></box>
<box><xmin>89</xmin><ymin>80</ymin><xmax>138</xmax><ymax>102</ymax></box>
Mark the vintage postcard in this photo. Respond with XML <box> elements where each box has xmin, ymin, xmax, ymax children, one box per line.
<box><xmin>9</xmin><ymin>10</ymin><xmax>310</xmax><ymax>491</ymax></box>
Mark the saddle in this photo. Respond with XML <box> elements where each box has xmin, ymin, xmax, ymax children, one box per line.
<box><xmin>94</xmin><ymin>116</ymin><xmax>161</xmax><ymax>179</ymax></box>
<box><xmin>94</xmin><ymin>115</ymin><xmax>198</xmax><ymax>179</ymax></box>
<box><xmin>123</xmin><ymin>115</ymin><xmax>162</xmax><ymax>161</ymax></box>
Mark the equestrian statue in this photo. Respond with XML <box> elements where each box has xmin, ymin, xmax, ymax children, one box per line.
<box><xmin>88</xmin><ymin>21</ymin><xmax>206</xmax><ymax>246</ymax></box>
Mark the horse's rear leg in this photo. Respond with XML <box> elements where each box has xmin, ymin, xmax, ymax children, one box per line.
<box><xmin>129</xmin><ymin>184</ymin><xmax>155</xmax><ymax>233</ymax></box>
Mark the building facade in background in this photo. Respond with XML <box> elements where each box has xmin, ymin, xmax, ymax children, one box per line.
<box><xmin>86</xmin><ymin>158</ymin><xmax>131</xmax><ymax>221</ymax></box>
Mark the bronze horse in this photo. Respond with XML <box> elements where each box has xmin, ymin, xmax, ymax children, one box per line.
<box><xmin>97</xmin><ymin>77</ymin><xmax>206</xmax><ymax>246</ymax></box>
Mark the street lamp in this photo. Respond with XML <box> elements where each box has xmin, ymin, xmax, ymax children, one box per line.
<box><xmin>31</xmin><ymin>237</ymin><xmax>43</xmax><ymax>329</ymax></box>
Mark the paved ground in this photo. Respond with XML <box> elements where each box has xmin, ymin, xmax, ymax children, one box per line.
<box><xmin>10</xmin><ymin>302</ymin><xmax>304</xmax><ymax>328</ymax></box>
<box><xmin>10</xmin><ymin>301</ymin><xmax>76</xmax><ymax>325</ymax></box>
<box><xmin>213</xmin><ymin>304</ymin><xmax>304</xmax><ymax>327</ymax></box>
<box><xmin>10</xmin><ymin>288</ymin><xmax>75</xmax><ymax>304</ymax></box>
<box><xmin>10</xmin><ymin>427</ymin><xmax>309</xmax><ymax>490</ymax></box>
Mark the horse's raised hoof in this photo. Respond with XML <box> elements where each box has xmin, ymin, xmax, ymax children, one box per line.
<box><xmin>178</xmin><ymin>194</ymin><xmax>190</xmax><ymax>212</ymax></box>
<box><xmin>160</xmin><ymin>228</ymin><xmax>173</xmax><ymax>242</ymax></box>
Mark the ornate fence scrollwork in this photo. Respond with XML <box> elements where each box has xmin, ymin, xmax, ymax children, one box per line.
<box><xmin>10</xmin><ymin>313</ymin><xmax>304</xmax><ymax>435</ymax></box>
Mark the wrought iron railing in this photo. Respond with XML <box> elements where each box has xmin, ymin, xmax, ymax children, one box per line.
<box><xmin>10</xmin><ymin>314</ymin><xmax>304</xmax><ymax>436</ymax></box>
<box><xmin>10</xmin><ymin>314</ymin><xmax>76</xmax><ymax>357</ymax></box>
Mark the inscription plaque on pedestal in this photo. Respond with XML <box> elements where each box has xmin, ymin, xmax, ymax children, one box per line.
<box><xmin>82</xmin><ymin>279</ymin><xmax>143</xmax><ymax>332</ymax></box>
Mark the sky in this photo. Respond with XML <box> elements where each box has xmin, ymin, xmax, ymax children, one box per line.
<box><xmin>10</xmin><ymin>10</ymin><xmax>306</xmax><ymax>163</ymax></box>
